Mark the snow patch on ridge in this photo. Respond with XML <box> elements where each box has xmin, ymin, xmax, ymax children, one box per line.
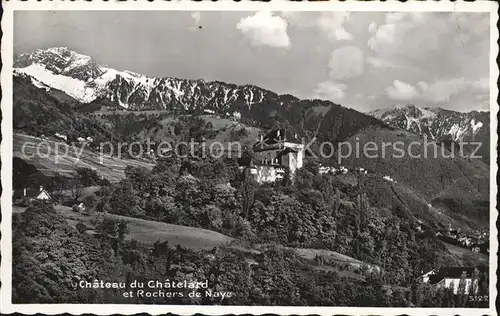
<box><xmin>16</xmin><ymin>63</ymin><xmax>100</xmax><ymax>102</ymax></box>
<box><xmin>470</xmin><ymin>118</ymin><xmax>483</xmax><ymax>135</ymax></box>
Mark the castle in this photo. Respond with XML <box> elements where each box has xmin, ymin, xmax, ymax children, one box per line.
<box><xmin>249</xmin><ymin>129</ymin><xmax>304</xmax><ymax>184</ymax></box>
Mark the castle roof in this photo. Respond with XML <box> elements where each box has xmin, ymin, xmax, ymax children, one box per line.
<box><xmin>254</xmin><ymin>129</ymin><xmax>300</xmax><ymax>149</ymax></box>
<box><xmin>428</xmin><ymin>267</ymin><xmax>483</xmax><ymax>284</ymax></box>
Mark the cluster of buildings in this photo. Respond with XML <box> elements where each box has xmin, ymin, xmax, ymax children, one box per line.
<box><xmin>54</xmin><ymin>133</ymin><xmax>94</xmax><ymax>144</ymax></box>
<box><xmin>13</xmin><ymin>184</ymin><xmax>92</xmax><ymax>213</ymax></box>
<box><xmin>77</xmin><ymin>136</ymin><xmax>94</xmax><ymax>143</ymax></box>
<box><xmin>436</xmin><ymin>227</ymin><xmax>489</xmax><ymax>254</ymax></box>
<box><xmin>420</xmin><ymin>267</ymin><xmax>484</xmax><ymax>295</ymax></box>
<box><xmin>318</xmin><ymin>165</ymin><xmax>368</xmax><ymax>175</ymax></box>
<box><xmin>203</xmin><ymin>109</ymin><xmax>242</xmax><ymax>121</ymax></box>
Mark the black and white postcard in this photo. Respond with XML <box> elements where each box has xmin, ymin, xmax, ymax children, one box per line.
<box><xmin>1</xmin><ymin>1</ymin><xmax>498</xmax><ymax>315</ymax></box>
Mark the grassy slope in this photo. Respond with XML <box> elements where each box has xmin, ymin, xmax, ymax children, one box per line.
<box><xmin>51</xmin><ymin>205</ymin><xmax>372</xmax><ymax>274</ymax></box>
<box><xmin>14</xmin><ymin>133</ymin><xmax>155</xmax><ymax>182</ymax></box>
<box><xmin>443</xmin><ymin>242</ymin><xmax>489</xmax><ymax>265</ymax></box>
<box><xmin>54</xmin><ymin>205</ymin><xmax>234</xmax><ymax>250</ymax></box>
<box><xmin>136</xmin><ymin>114</ymin><xmax>262</xmax><ymax>149</ymax></box>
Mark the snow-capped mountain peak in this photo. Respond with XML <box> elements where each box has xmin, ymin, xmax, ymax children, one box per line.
<box><xmin>15</xmin><ymin>47</ymin><xmax>104</xmax><ymax>81</ymax></box>
<box><xmin>14</xmin><ymin>47</ymin><xmax>274</xmax><ymax>111</ymax></box>
<box><xmin>369</xmin><ymin>104</ymin><xmax>489</xmax><ymax>142</ymax></box>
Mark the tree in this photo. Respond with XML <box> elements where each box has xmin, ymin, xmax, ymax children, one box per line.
<box><xmin>48</xmin><ymin>172</ymin><xmax>68</xmax><ymax>203</ymax></box>
<box><xmin>303</xmin><ymin>160</ymin><xmax>320</xmax><ymax>175</ymax></box>
<box><xmin>75</xmin><ymin>167</ymin><xmax>101</xmax><ymax>187</ymax></box>
<box><xmin>109</xmin><ymin>181</ymin><xmax>145</xmax><ymax>217</ymax></box>
<box><xmin>124</xmin><ymin>165</ymin><xmax>150</xmax><ymax>191</ymax></box>
<box><xmin>75</xmin><ymin>222</ymin><xmax>87</xmax><ymax>233</ymax></box>
<box><xmin>69</xmin><ymin>177</ymin><xmax>83</xmax><ymax>200</ymax></box>
<box><xmin>224</xmin><ymin>158</ymin><xmax>240</xmax><ymax>182</ymax></box>
<box><xmin>117</xmin><ymin>220</ymin><xmax>130</xmax><ymax>243</ymax></box>
<box><xmin>95</xmin><ymin>199</ymin><xmax>111</xmax><ymax>213</ymax></box>
<box><xmin>240</xmin><ymin>168</ymin><xmax>256</xmax><ymax>219</ymax></box>
<box><xmin>83</xmin><ymin>193</ymin><xmax>98</xmax><ymax>211</ymax></box>
<box><xmin>96</xmin><ymin>217</ymin><xmax>119</xmax><ymax>239</ymax></box>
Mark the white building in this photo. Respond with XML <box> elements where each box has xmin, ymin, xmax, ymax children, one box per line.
<box><xmin>252</xmin><ymin>129</ymin><xmax>304</xmax><ymax>183</ymax></box>
<box><xmin>421</xmin><ymin>267</ymin><xmax>480</xmax><ymax>295</ymax></box>
<box><xmin>55</xmin><ymin>133</ymin><xmax>68</xmax><ymax>141</ymax></box>
<box><xmin>232</xmin><ymin>111</ymin><xmax>242</xmax><ymax>120</ymax></box>
<box><xmin>383</xmin><ymin>175</ymin><xmax>396</xmax><ymax>183</ymax></box>
<box><xmin>15</xmin><ymin>185</ymin><xmax>52</xmax><ymax>201</ymax></box>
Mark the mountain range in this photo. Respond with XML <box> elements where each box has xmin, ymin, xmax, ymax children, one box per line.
<box><xmin>369</xmin><ymin>105</ymin><xmax>490</xmax><ymax>163</ymax></box>
<box><xmin>15</xmin><ymin>47</ymin><xmax>278</xmax><ymax>112</ymax></box>
<box><xmin>14</xmin><ymin>47</ymin><xmax>490</xmax><ymax>161</ymax></box>
<box><xmin>14</xmin><ymin>47</ymin><xmax>389</xmax><ymax>143</ymax></box>
<box><xmin>13</xmin><ymin>47</ymin><xmax>491</xmax><ymax>229</ymax></box>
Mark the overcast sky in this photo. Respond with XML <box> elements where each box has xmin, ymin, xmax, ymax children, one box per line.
<box><xmin>14</xmin><ymin>11</ymin><xmax>490</xmax><ymax>112</ymax></box>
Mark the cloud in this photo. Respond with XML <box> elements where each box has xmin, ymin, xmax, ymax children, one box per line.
<box><xmin>366</xmin><ymin>56</ymin><xmax>397</xmax><ymax>69</ymax></box>
<box><xmin>328</xmin><ymin>46</ymin><xmax>364</xmax><ymax>80</ymax></box>
<box><xmin>368</xmin><ymin>22</ymin><xmax>377</xmax><ymax>34</ymax></box>
<box><xmin>386</xmin><ymin>80</ymin><xmax>419</xmax><ymax>100</ymax></box>
<box><xmin>419</xmin><ymin>77</ymin><xmax>489</xmax><ymax>102</ymax></box>
<box><xmin>283</xmin><ymin>12</ymin><xmax>352</xmax><ymax>41</ymax></box>
<box><xmin>368</xmin><ymin>13</ymin><xmax>429</xmax><ymax>56</ymax></box>
<box><xmin>367</xmin><ymin>12</ymin><xmax>489</xmax><ymax>77</ymax></box>
<box><xmin>317</xmin><ymin>12</ymin><xmax>352</xmax><ymax>40</ymax></box>
<box><xmin>385</xmin><ymin>77</ymin><xmax>489</xmax><ymax>103</ymax></box>
<box><xmin>191</xmin><ymin>12</ymin><xmax>201</xmax><ymax>25</ymax></box>
<box><xmin>470</xmin><ymin>77</ymin><xmax>489</xmax><ymax>91</ymax></box>
<box><xmin>313</xmin><ymin>80</ymin><xmax>347</xmax><ymax>102</ymax></box>
<box><xmin>309</xmin><ymin>45</ymin><xmax>363</xmax><ymax>102</ymax></box>
<box><xmin>237</xmin><ymin>12</ymin><xmax>290</xmax><ymax>48</ymax></box>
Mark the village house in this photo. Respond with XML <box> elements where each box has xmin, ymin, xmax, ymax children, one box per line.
<box><xmin>421</xmin><ymin>267</ymin><xmax>481</xmax><ymax>295</ymax></box>
<box><xmin>232</xmin><ymin>111</ymin><xmax>242</xmax><ymax>120</ymax></box>
<box><xmin>420</xmin><ymin>269</ymin><xmax>437</xmax><ymax>283</ymax></box>
<box><xmin>72</xmin><ymin>202</ymin><xmax>86</xmax><ymax>213</ymax></box>
<box><xmin>383</xmin><ymin>175</ymin><xmax>397</xmax><ymax>183</ymax></box>
<box><xmin>355</xmin><ymin>167</ymin><xmax>368</xmax><ymax>175</ymax></box>
<box><xmin>250</xmin><ymin>129</ymin><xmax>304</xmax><ymax>184</ymax></box>
<box><xmin>55</xmin><ymin>133</ymin><xmax>68</xmax><ymax>141</ymax></box>
<box><xmin>13</xmin><ymin>185</ymin><xmax>52</xmax><ymax>203</ymax></box>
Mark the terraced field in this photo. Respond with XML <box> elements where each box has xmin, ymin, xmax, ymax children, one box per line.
<box><xmin>13</xmin><ymin>133</ymin><xmax>155</xmax><ymax>182</ymax></box>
